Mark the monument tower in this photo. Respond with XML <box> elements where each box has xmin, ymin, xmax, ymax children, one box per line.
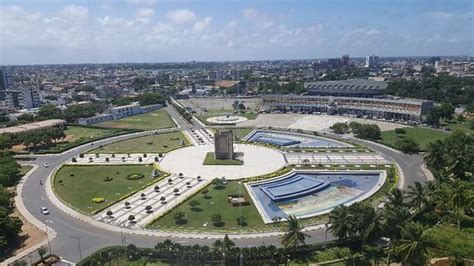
<box><xmin>214</xmin><ymin>130</ymin><xmax>234</xmax><ymax>160</ymax></box>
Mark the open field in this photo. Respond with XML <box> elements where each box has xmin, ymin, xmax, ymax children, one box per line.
<box><xmin>97</xmin><ymin>109</ymin><xmax>176</xmax><ymax>130</ymax></box>
<box><xmin>53</xmin><ymin>164</ymin><xmax>156</xmax><ymax>214</ymax></box>
<box><xmin>90</xmin><ymin>131</ymin><xmax>190</xmax><ymax>154</ymax></box>
<box><xmin>179</xmin><ymin>98</ymin><xmax>261</xmax><ymax>114</ymax></box>
<box><xmin>381</xmin><ymin>126</ymin><xmax>449</xmax><ymax>150</ymax></box>
<box><xmin>149</xmin><ymin>181</ymin><xmax>265</xmax><ymax>231</ymax></box>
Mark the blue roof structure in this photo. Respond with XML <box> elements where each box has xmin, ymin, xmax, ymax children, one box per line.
<box><xmin>260</xmin><ymin>175</ymin><xmax>329</xmax><ymax>202</ymax></box>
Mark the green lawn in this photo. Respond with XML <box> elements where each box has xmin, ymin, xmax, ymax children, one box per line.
<box><xmin>53</xmin><ymin>164</ymin><xmax>157</xmax><ymax>214</ymax></box>
<box><xmin>149</xmin><ymin>181</ymin><xmax>265</xmax><ymax>231</ymax></box>
<box><xmin>97</xmin><ymin>109</ymin><xmax>176</xmax><ymax>130</ymax></box>
<box><xmin>197</xmin><ymin>109</ymin><xmax>258</xmax><ymax>124</ymax></box>
<box><xmin>90</xmin><ymin>131</ymin><xmax>190</xmax><ymax>154</ymax></box>
<box><xmin>381</xmin><ymin>126</ymin><xmax>449</xmax><ymax>150</ymax></box>
<box><xmin>427</xmin><ymin>224</ymin><xmax>474</xmax><ymax>259</ymax></box>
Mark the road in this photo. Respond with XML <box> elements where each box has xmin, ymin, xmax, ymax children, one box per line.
<box><xmin>14</xmin><ymin>107</ymin><xmax>430</xmax><ymax>263</ymax></box>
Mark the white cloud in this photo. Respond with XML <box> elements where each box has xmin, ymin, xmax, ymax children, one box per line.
<box><xmin>126</xmin><ymin>0</ymin><xmax>157</xmax><ymax>5</ymax></box>
<box><xmin>60</xmin><ymin>5</ymin><xmax>89</xmax><ymax>20</ymax></box>
<box><xmin>424</xmin><ymin>11</ymin><xmax>472</xmax><ymax>21</ymax></box>
<box><xmin>136</xmin><ymin>8</ymin><xmax>154</xmax><ymax>18</ymax></box>
<box><xmin>193</xmin><ymin>17</ymin><xmax>212</xmax><ymax>33</ymax></box>
<box><xmin>241</xmin><ymin>8</ymin><xmax>274</xmax><ymax>30</ymax></box>
<box><xmin>166</xmin><ymin>9</ymin><xmax>196</xmax><ymax>24</ymax></box>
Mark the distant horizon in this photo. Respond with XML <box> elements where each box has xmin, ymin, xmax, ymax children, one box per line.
<box><xmin>1</xmin><ymin>0</ymin><xmax>472</xmax><ymax>65</ymax></box>
<box><xmin>1</xmin><ymin>54</ymin><xmax>471</xmax><ymax>67</ymax></box>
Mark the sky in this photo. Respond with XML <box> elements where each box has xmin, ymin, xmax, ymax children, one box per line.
<box><xmin>0</xmin><ymin>0</ymin><xmax>472</xmax><ymax>65</ymax></box>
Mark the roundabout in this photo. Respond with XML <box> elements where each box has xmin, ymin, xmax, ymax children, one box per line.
<box><xmin>206</xmin><ymin>114</ymin><xmax>248</xmax><ymax>124</ymax></box>
<box><xmin>13</xmin><ymin>107</ymin><xmax>433</xmax><ymax>263</ymax></box>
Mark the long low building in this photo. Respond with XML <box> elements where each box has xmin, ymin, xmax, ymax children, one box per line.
<box><xmin>304</xmin><ymin>79</ymin><xmax>387</xmax><ymax>97</ymax></box>
<box><xmin>262</xmin><ymin>95</ymin><xmax>433</xmax><ymax>122</ymax></box>
<box><xmin>78</xmin><ymin>103</ymin><xmax>163</xmax><ymax>125</ymax></box>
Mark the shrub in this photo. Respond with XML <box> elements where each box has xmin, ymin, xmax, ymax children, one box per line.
<box><xmin>105</xmin><ymin>157</ymin><xmax>110</xmax><ymax>162</ymax></box>
<box><xmin>103</xmin><ymin>176</ymin><xmax>113</xmax><ymax>182</ymax></box>
<box><xmin>395</xmin><ymin>137</ymin><xmax>420</xmax><ymax>154</ymax></box>
<box><xmin>138</xmin><ymin>157</ymin><xmax>143</xmax><ymax>162</ymax></box>
<box><xmin>143</xmin><ymin>153</ymin><xmax>147</xmax><ymax>158</ymax></box>
<box><xmin>312</xmin><ymin>247</ymin><xmax>352</xmax><ymax>263</ymax></box>
<box><xmin>79</xmin><ymin>154</ymin><xmax>84</xmax><ymax>158</ymax></box>
<box><xmin>158</xmin><ymin>153</ymin><xmax>163</xmax><ymax>157</ymax></box>
<box><xmin>95</xmin><ymin>153</ymin><xmax>99</xmax><ymax>158</ymax></box>
<box><xmin>111</xmin><ymin>153</ymin><xmax>115</xmax><ymax>158</ymax></box>
<box><xmin>106</xmin><ymin>210</ymin><xmax>113</xmax><ymax>216</ymax></box>
<box><xmin>395</xmin><ymin>128</ymin><xmax>406</xmax><ymax>134</ymax></box>
<box><xmin>91</xmin><ymin>197</ymin><xmax>105</xmax><ymax>203</ymax></box>
<box><xmin>126</xmin><ymin>173</ymin><xmax>144</xmax><ymax>180</ymax></box>
<box><xmin>69</xmin><ymin>173</ymin><xmax>74</xmax><ymax>177</ymax></box>
<box><xmin>71</xmin><ymin>157</ymin><xmax>77</xmax><ymax>162</ymax></box>
<box><xmin>154</xmin><ymin>156</ymin><xmax>159</xmax><ymax>162</ymax></box>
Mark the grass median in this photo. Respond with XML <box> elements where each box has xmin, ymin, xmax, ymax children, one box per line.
<box><xmin>53</xmin><ymin>164</ymin><xmax>158</xmax><ymax>214</ymax></box>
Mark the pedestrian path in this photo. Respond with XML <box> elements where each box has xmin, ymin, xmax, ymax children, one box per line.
<box><xmin>187</xmin><ymin>128</ymin><xmax>214</xmax><ymax>145</ymax></box>
<box><xmin>95</xmin><ymin>174</ymin><xmax>211</xmax><ymax>228</ymax></box>
<box><xmin>284</xmin><ymin>152</ymin><xmax>389</xmax><ymax>165</ymax></box>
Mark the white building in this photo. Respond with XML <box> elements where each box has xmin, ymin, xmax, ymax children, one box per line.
<box><xmin>5</xmin><ymin>87</ymin><xmax>42</xmax><ymax>109</ymax></box>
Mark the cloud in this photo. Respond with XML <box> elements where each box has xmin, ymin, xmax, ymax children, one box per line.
<box><xmin>193</xmin><ymin>17</ymin><xmax>212</xmax><ymax>33</ymax></box>
<box><xmin>136</xmin><ymin>8</ymin><xmax>154</xmax><ymax>18</ymax></box>
<box><xmin>424</xmin><ymin>11</ymin><xmax>472</xmax><ymax>21</ymax></box>
<box><xmin>126</xmin><ymin>0</ymin><xmax>157</xmax><ymax>5</ymax></box>
<box><xmin>60</xmin><ymin>5</ymin><xmax>89</xmax><ymax>20</ymax></box>
<box><xmin>241</xmin><ymin>8</ymin><xmax>274</xmax><ymax>30</ymax></box>
<box><xmin>166</xmin><ymin>9</ymin><xmax>196</xmax><ymax>24</ymax></box>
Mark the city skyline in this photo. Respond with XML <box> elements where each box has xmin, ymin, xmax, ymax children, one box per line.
<box><xmin>0</xmin><ymin>0</ymin><xmax>473</xmax><ymax>65</ymax></box>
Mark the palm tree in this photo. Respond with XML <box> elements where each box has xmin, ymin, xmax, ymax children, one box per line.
<box><xmin>395</xmin><ymin>222</ymin><xmax>434</xmax><ymax>265</ymax></box>
<box><xmin>328</xmin><ymin>205</ymin><xmax>352</xmax><ymax>239</ymax></box>
<box><xmin>281</xmin><ymin>215</ymin><xmax>310</xmax><ymax>250</ymax></box>
<box><xmin>406</xmin><ymin>181</ymin><xmax>426</xmax><ymax>213</ymax></box>
<box><xmin>213</xmin><ymin>235</ymin><xmax>235</xmax><ymax>265</ymax></box>
<box><xmin>424</xmin><ymin>140</ymin><xmax>445</xmax><ymax>173</ymax></box>
<box><xmin>386</xmin><ymin>189</ymin><xmax>405</xmax><ymax>208</ymax></box>
<box><xmin>450</xmin><ymin>180</ymin><xmax>469</xmax><ymax>230</ymax></box>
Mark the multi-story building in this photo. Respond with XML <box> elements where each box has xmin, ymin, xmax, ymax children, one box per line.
<box><xmin>0</xmin><ymin>68</ymin><xmax>13</xmax><ymax>101</ymax></box>
<box><xmin>366</xmin><ymin>55</ymin><xmax>379</xmax><ymax>68</ymax></box>
<box><xmin>5</xmin><ymin>87</ymin><xmax>42</xmax><ymax>109</ymax></box>
<box><xmin>261</xmin><ymin>95</ymin><xmax>433</xmax><ymax>122</ymax></box>
<box><xmin>304</xmin><ymin>79</ymin><xmax>387</xmax><ymax>97</ymax></box>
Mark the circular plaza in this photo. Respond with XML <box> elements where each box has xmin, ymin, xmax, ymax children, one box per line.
<box><xmin>159</xmin><ymin>143</ymin><xmax>286</xmax><ymax>180</ymax></box>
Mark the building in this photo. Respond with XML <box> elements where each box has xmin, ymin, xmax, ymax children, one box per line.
<box><xmin>0</xmin><ymin>119</ymin><xmax>65</xmax><ymax>135</ymax></box>
<box><xmin>304</xmin><ymin>79</ymin><xmax>387</xmax><ymax>97</ymax></box>
<box><xmin>214</xmin><ymin>130</ymin><xmax>234</xmax><ymax>160</ymax></box>
<box><xmin>0</xmin><ymin>68</ymin><xmax>13</xmax><ymax>101</ymax></box>
<box><xmin>341</xmin><ymin>55</ymin><xmax>350</xmax><ymax>68</ymax></box>
<box><xmin>5</xmin><ymin>87</ymin><xmax>42</xmax><ymax>109</ymax></box>
<box><xmin>366</xmin><ymin>55</ymin><xmax>379</xmax><ymax>68</ymax></box>
<box><xmin>77</xmin><ymin>103</ymin><xmax>163</xmax><ymax>125</ymax></box>
<box><xmin>261</xmin><ymin>95</ymin><xmax>433</xmax><ymax>122</ymax></box>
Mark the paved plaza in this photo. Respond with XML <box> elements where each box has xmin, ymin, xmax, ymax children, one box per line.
<box><xmin>240</xmin><ymin>113</ymin><xmax>407</xmax><ymax>132</ymax></box>
<box><xmin>159</xmin><ymin>143</ymin><xmax>287</xmax><ymax>180</ymax></box>
<box><xmin>284</xmin><ymin>152</ymin><xmax>389</xmax><ymax>165</ymax></box>
<box><xmin>70</xmin><ymin>153</ymin><xmax>161</xmax><ymax>164</ymax></box>
<box><xmin>95</xmin><ymin>174</ymin><xmax>211</xmax><ymax>228</ymax></box>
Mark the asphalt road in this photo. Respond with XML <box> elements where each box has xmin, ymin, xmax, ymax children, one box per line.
<box><xmin>15</xmin><ymin>108</ymin><xmax>430</xmax><ymax>263</ymax></box>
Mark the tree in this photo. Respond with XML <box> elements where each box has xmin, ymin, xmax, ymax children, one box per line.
<box><xmin>281</xmin><ymin>215</ymin><xmax>309</xmax><ymax>250</ymax></box>
<box><xmin>173</xmin><ymin>211</ymin><xmax>186</xmax><ymax>224</ymax></box>
<box><xmin>0</xmin><ymin>204</ymin><xmax>22</xmax><ymax>250</ymax></box>
<box><xmin>395</xmin><ymin>137</ymin><xmax>420</xmax><ymax>154</ymax></box>
<box><xmin>0</xmin><ymin>151</ymin><xmax>22</xmax><ymax>186</ymax></box>
<box><xmin>37</xmin><ymin>246</ymin><xmax>47</xmax><ymax>263</ymax></box>
<box><xmin>138</xmin><ymin>92</ymin><xmax>167</xmax><ymax>106</ymax></box>
<box><xmin>211</xmin><ymin>214</ymin><xmax>223</xmax><ymax>226</ymax></box>
<box><xmin>406</xmin><ymin>181</ymin><xmax>427</xmax><ymax>214</ymax></box>
<box><xmin>17</xmin><ymin>113</ymin><xmax>35</xmax><ymax>123</ymax></box>
<box><xmin>213</xmin><ymin>235</ymin><xmax>235</xmax><ymax>265</ymax></box>
<box><xmin>449</xmin><ymin>180</ymin><xmax>469</xmax><ymax>230</ymax></box>
<box><xmin>352</xmin><ymin>124</ymin><xmax>381</xmax><ymax>140</ymax></box>
<box><xmin>128</xmin><ymin>215</ymin><xmax>135</xmax><ymax>223</ymax></box>
<box><xmin>37</xmin><ymin>104</ymin><xmax>63</xmax><ymax>120</ymax></box>
<box><xmin>330</xmin><ymin>122</ymin><xmax>350</xmax><ymax>134</ymax></box>
<box><xmin>395</xmin><ymin>222</ymin><xmax>434</xmax><ymax>265</ymax></box>
<box><xmin>0</xmin><ymin>134</ymin><xmax>12</xmax><ymax>150</ymax></box>
<box><xmin>328</xmin><ymin>205</ymin><xmax>352</xmax><ymax>239</ymax></box>
<box><xmin>425</xmin><ymin>140</ymin><xmax>445</xmax><ymax>173</ymax></box>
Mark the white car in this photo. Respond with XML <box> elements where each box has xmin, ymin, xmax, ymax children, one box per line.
<box><xmin>40</xmin><ymin>207</ymin><xmax>49</xmax><ymax>215</ymax></box>
<box><xmin>43</xmin><ymin>163</ymin><xmax>49</xmax><ymax>168</ymax></box>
